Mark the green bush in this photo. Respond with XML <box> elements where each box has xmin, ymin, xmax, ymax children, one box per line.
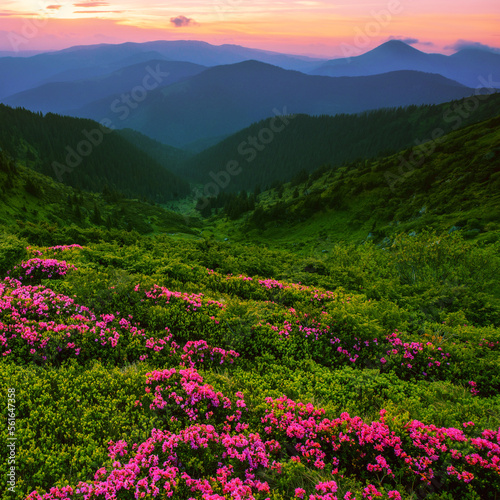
<box><xmin>0</xmin><ymin>233</ymin><xmax>28</xmax><ymax>277</ymax></box>
<box><xmin>0</xmin><ymin>361</ymin><xmax>163</xmax><ymax>498</ymax></box>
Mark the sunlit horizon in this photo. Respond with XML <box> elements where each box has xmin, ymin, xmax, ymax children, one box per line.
<box><xmin>0</xmin><ymin>0</ymin><xmax>499</xmax><ymax>57</ymax></box>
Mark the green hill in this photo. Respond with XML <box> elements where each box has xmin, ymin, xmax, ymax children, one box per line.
<box><xmin>204</xmin><ymin>113</ymin><xmax>500</xmax><ymax>248</ymax></box>
<box><xmin>183</xmin><ymin>92</ymin><xmax>500</xmax><ymax>192</ymax></box>
<box><xmin>0</xmin><ymin>150</ymin><xmax>199</xmax><ymax>244</ymax></box>
<box><xmin>0</xmin><ymin>104</ymin><xmax>189</xmax><ymax>202</ymax></box>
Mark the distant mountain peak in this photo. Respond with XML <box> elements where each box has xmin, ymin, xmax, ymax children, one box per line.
<box><xmin>370</xmin><ymin>40</ymin><xmax>423</xmax><ymax>56</ymax></box>
<box><xmin>209</xmin><ymin>59</ymin><xmax>284</xmax><ymax>73</ymax></box>
<box><xmin>381</xmin><ymin>40</ymin><xmax>412</xmax><ymax>48</ymax></box>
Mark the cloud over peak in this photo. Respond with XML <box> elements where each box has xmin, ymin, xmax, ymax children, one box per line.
<box><xmin>447</xmin><ymin>39</ymin><xmax>500</xmax><ymax>54</ymax></box>
<box><xmin>388</xmin><ymin>36</ymin><xmax>435</xmax><ymax>47</ymax></box>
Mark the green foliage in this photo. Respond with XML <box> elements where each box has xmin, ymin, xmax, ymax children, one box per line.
<box><xmin>24</xmin><ymin>178</ymin><xmax>42</xmax><ymax>198</ymax></box>
<box><xmin>0</xmin><ymin>233</ymin><xmax>28</xmax><ymax>277</ymax></box>
<box><xmin>0</xmin><ymin>361</ymin><xmax>163</xmax><ymax>497</ymax></box>
<box><xmin>0</xmin><ymin>104</ymin><xmax>189</xmax><ymax>202</ymax></box>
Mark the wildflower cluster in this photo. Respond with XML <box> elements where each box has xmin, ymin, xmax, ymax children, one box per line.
<box><xmin>181</xmin><ymin>339</ymin><xmax>239</xmax><ymax>368</ymax></box>
<box><xmin>0</xmin><ymin>278</ymin><xmax>238</xmax><ymax>367</ymax></box>
<box><xmin>9</xmin><ymin>258</ymin><xmax>77</xmax><ymax>282</ymax></box>
<box><xmin>25</xmin><ymin>368</ymin><xmax>500</xmax><ymax>499</ymax></box>
<box><xmin>27</xmin><ymin>244</ymin><xmax>84</xmax><ymax>257</ymax></box>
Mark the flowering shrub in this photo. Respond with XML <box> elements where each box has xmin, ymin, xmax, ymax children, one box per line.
<box><xmin>0</xmin><ymin>278</ymin><xmax>238</xmax><ymax>367</ymax></box>
<box><xmin>261</xmin><ymin>397</ymin><xmax>500</xmax><ymax>493</ymax></box>
<box><xmin>136</xmin><ymin>283</ymin><xmax>229</xmax><ymax>344</ymax></box>
<box><xmin>0</xmin><ymin>235</ymin><xmax>498</xmax><ymax>499</ymax></box>
<box><xmin>9</xmin><ymin>258</ymin><xmax>77</xmax><ymax>283</ymax></box>
<box><xmin>24</xmin><ymin>370</ymin><xmax>500</xmax><ymax>499</ymax></box>
<box><xmin>207</xmin><ymin>268</ymin><xmax>339</xmax><ymax>308</ymax></box>
<box><xmin>141</xmin><ymin>367</ymin><xmax>244</xmax><ymax>431</ymax></box>
<box><xmin>379</xmin><ymin>330</ymin><xmax>452</xmax><ymax>380</ymax></box>
<box><xmin>4</xmin><ymin>258</ymin><xmax>493</xmax><ymax>388</ymax></box>
<box><xmin>181</xmin><ymin>339</ymin><xmax>239</xmax><ymax>368</ymax></box>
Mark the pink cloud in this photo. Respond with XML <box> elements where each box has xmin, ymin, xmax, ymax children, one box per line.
<box><xmin>73</xmin><ymin>2</ymin><xmax>109</xmax><ymax>7</ymax></box>
<box><xmin>0</xmin><ymin>11</ymin><xmax>38</xmax><ymax>16</ymax></box>
<box><xmin>74</xmin><ymin>10</ymin><xmax>124</xmax><ymax>13</ymax></box>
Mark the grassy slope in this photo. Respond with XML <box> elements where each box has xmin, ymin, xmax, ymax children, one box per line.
<box><xmin>0</xmin><ymin>152</ymin><xmax>199</xmax><ymax>239</ymax></box>
<box><xmin>205</xmin><ymin>114</ymin><xmax>500</xmax><ymax>252</ymax></box>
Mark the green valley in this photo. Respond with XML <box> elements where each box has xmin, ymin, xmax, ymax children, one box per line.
<box><xmin>0</xmin><ymin>95</ymin><xmax>499</xmax><ymax>500</ymax></box>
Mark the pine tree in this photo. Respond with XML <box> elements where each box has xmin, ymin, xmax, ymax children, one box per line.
<box><xmin>91</xmin><ymin>201</ymin><xmax>102</xmax><ymax>225</ymax></box>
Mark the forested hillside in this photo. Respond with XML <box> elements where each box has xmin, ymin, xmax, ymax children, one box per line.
<box><xmin>200</xmin><ymin>113</ymin><xmax>500</xmax><ymax>248</ymax></box>
<box><xmin>116</xmin><ymin>128</ymin><xmax>192</xmax><ymax>175</ymax></box>
<box><xmin>184</xmin><ymin>93</ymin><xmax>500</xmax><ymax>192</ymax></box>
<box><xmin>0</xmin><ymin>150</ymin><xmax>198</xmax><ymax>239</ymax></box>
<box><xmin>0</xmin><ymin>105</ymin><xmax>189</xmax><ymax>202</ymax></box>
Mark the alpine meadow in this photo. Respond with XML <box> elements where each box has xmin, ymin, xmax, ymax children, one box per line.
<box><xmin>0</xmin><ymin>4</ymin><xmax>500</xmax><ymax>500</ymax></box>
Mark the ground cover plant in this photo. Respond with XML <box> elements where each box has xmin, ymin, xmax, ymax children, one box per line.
<box><xmin>1</xmin><ymin>231</ymin><xmax>499</xmax><ymax>499</ymax></box>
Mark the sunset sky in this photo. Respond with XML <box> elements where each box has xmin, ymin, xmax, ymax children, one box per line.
<box><xmin>1</xmin><ymin>0</ymin><xmax>499</xmax><ymax>57</ymax></box>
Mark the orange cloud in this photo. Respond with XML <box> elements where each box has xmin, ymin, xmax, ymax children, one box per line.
<box><xmin>73</xmin><ymin>2</ymin><xmax>109</xmax><ymax>7</ymax></box>
<box><xmin>74</xmin><ymin>10</ymin><xmax>124</xmax><ymax>14</ymax></box>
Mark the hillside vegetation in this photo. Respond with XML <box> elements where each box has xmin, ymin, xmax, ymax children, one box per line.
<box><xmin>200</xmin><ymin>113</ymin><xmax>500</xmax><ymax>250</ymax></box>
<box><xmin>0</xmin><ymin>94</ymin><xmax>499</xmax><ymax>500</ymax></box>
<box><xmin>184</xmin><ymin>93</ymin><xmax>500</xmax><ymax>192</ymax></box>
<box><xmin>0</xmin><ymin>104</ymin><xmax>189</xmax><ymax>202</ymax></box>
<box><xmin>0</xmin><ymin>227</ymin><xmax>499</xmax><ymax>499</ymax></box>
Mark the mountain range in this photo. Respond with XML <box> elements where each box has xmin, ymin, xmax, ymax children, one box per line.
<box><xmin>1</xmin><ymin>39</ymin><xmax>499</xmax><ymax>149</ymax></box>
<box><xmin>1</xmin><ymin>101</ymin><xmax>498</xmax><ymax>247</ymax></box>
<box><xmin>69</xmin><ymin>62</ymin><xmax>477</xmax><ymax>147</ymax></box>
<box><xmin>311</xmin><ymin>40</ymin><xmax>500</xmax><ymax>89</ymax></box>
<box><xmin>2</xmin><ymin>90</ymin><xmax>499</xmax><ymax>201</ymax></box>
<box><xmin>2</xmin><ymin>60</ymin><xmax>207</xmax><ymax>115</ymax></box>
<box><xmin>0</xmin><ymin>40</ymin><xmax>324</xmax><ymax>100</ymax></box>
